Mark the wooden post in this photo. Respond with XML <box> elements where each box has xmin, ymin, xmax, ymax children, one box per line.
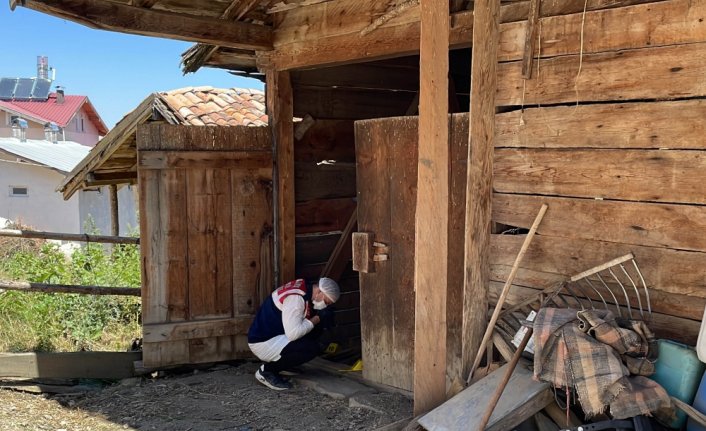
<box><xmin>462</xmin><ymin>0</ymin><xmax>501</xmax><ymax>380</ymax></box>
<box><xmin>109</xmin><ymin>184</ymin><xmax>119</xmax><ymax>236</ymax></box>
<box><xmin>266</xmin><ymin>70</ymin><xmax>295</xmax><ymax>286</ymax></box>
<box><xmin>414</xmin><ymin>0</ymin><xmax>449</xmax><ymax>416</ymax></box>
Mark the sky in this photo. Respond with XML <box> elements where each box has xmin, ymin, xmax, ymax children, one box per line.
<box><xmin>0</xmin><ymin>6</ymin><xmax>264</xmax><ymax>128</ymax></box>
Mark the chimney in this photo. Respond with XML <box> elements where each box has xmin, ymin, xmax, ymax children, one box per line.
<box><xmin>56</xmin><ymin>86</ymin><xmax>65</xmax><ymax>104</ymax></box>
<box><xmin>12</xmin><ymin>118</ymin><xmax>28</xmax><ymax>142</ymax></box>
<box><xmin>44</xmin><ymin>122</ymin><xmax>60</xmax><ymax>144</ymax></box>
<box><xmin>37</xmin><ymin>56</ymin><xmax>49</xmax><ymax>80</ymax></box>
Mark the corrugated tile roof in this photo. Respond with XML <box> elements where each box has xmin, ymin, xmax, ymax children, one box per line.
<box><xmin>159</xmin><ymin>87</ymin><xmax>267</xmax><ymax>127</ymax></box>
<box><xmin>0</xmin><ymin>137</ymin><xmax>90</xmax><ymax>173</ymax></box>
<box><xmin>0</xmin><ymin>93</ymin><xmax>108</xmax><ymax>135</ymax></box>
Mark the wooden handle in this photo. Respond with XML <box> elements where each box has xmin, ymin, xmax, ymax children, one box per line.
<box><xmin>467</xmin><ymin>203</ymin><xmax>547</xmax><ymax>383</ymax></box>
<box><xmin>478</xmin><ymin>328</ymin><xmax>533</xmax><ymax>430</ymax></box>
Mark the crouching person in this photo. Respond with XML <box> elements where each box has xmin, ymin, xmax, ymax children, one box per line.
<box><xmin>247</xmin><ymin>277</ymin><xmax>340</xmax><ymax>390</ymax></box>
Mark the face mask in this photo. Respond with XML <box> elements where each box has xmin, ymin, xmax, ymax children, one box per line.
<box><xmin>313</xmin><ymin>299</ymin><xmax>327</xmax><ymax>310</ymax></box>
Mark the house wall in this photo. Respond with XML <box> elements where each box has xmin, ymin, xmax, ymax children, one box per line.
<box><xmin>64</xmin><ymin>106</ymin><xmax>102</xmax><ymax>147</ymax></box>
<box><xmin>0</xmin><ymin>156</ymin><xmax>81</xmax><ymax>233</ymax></box>
<box><xmin>78</xmin><ymin>185</ymin><xmax>138</xmax><ymax>236</ymax></box>
<box><xmin>0</xmin><ymin>112</ymin><xmax>49</xmax><ymax>141</ymax></box>
<box><xmin>0</xmin><ymin>108</ymin><xmax>102</xmax><ymax>147</ymax></box>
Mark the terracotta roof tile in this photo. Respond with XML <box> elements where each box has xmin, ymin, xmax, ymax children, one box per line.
<box><xmin>158</xmin><ymin>87</ymin><xmax>268</xmax><ymax>127</ymax></box>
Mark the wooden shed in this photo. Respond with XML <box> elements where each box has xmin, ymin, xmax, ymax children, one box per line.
<box><xmin>22</xmin><ymin>0</ymin><xmax>706</xmax><ymax>415</ymax></box>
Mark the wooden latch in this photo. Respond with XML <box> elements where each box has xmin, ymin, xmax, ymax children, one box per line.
<box><xmin>352</xmin><ymin>232</ymin><xmax>389</xmax><ymax>273</ymax></box>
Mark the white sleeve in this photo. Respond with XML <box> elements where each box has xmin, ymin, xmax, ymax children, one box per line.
<box><xmin>282</xmin><ymin>295</ymin><xmax>314</xmax><ymax>341</ymax></box>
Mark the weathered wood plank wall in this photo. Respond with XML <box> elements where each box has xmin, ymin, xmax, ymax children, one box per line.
<box><xmin>488</xmin><ymin>0</ymin><xmax>706</xmax><ymax>345</ymax></box>
<box><xmin>137</xmin><ymin>125</ymin><xmax>273</xmax><ymax>367</ymax></box>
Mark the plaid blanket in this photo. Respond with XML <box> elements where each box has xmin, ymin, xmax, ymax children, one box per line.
<box><xmin>533</xmin><ymin>307</ymin><xmax>672</xmax><ymax>419</ymax></box>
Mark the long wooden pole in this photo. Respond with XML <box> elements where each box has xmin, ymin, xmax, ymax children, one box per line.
<box><xmin>266</xmin><ymin>70</ymin><xmax>295</xmax><ymax>286</ymax></box>
<box><xmin>461</xmin><ymin>0</ymin><xmax>501</xmax><ymax>381</ymax></box>
<box><xmin>467</xmin><ymin>203</ymin><xmax>547</xmax><ymax>383</ymax></box>
<box><xmin>414</xmin><ymin>0</ymin><xmax>449</xmax><ymax>416</ymax></box>
<box><xmin>0</xmin><ymin>279</ymin><xmax>140</xmax><ymax>296</ymax></box>
<box><xmin>0</xmin><ymin>229</ymin><xmax>139</xmax><ymax>245</ymax></box>
<box><xmin>478</xmin><ymin>328</ymin><xmax>533</xmax><ymax>431</ymax></box>
<box><xmin>109</xmin><ymin>184</ymin><xmax>120</xmax><ymax>236</ymax></box>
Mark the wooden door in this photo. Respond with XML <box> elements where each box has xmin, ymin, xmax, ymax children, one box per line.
<box><xmin>137</xmin><ymin>124</ymin><xmax>273</xmax><ymax>368</ymax></box>
<box><xmin>355</xmin><ymin>116</ymin><xmax>467</xmax><ymax>391</ymax></box>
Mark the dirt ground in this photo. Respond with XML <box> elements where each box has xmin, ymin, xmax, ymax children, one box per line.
<box><xmin>0</xmin><ymin>361</ymin><xmax>412</xmax><ymax>431</ymax></box>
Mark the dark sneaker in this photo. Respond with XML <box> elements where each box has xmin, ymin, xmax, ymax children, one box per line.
<box><xmin>255</xmin><ymin>366</ymin><xmax>292</xmax><ymax>391</ymax></box>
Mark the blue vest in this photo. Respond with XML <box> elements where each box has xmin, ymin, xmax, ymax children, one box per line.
<box><xmin>248</xmin><ymin>280</ymin><xmax>311</xmax><ymax>343</ymax></box>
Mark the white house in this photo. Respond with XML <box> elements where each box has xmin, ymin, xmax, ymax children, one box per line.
<box><xmin>0</xmin><ymin>137</ymin><xmax>137</xmax><ymax>235</ymax></box>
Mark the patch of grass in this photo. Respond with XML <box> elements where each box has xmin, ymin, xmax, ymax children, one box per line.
<box><xmin>0</xmin><ymin>233</ymin><xmax>141</xmax><ymax>352</ymax></box>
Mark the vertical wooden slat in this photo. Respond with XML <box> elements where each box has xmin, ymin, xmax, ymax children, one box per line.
<box><xmin>109</xmin><ymin>184</ymin><xmax>119</xmax><ymax>236</ymax></box>
<box><xmin>139</xmin><ymin>168</ymin><xmax>166</xmax><ymax>325</ymax></box>
<box><xmin>415</xmin><ymin>0</ymin><xmax>449</xmax><ymax>415</ymax></box>
<box><xmin>462</xmin><ymin>0</ymin><xmax>501</xmax><ymax>379</ymax></box>
<box><xmin>214</xmin><ymin>169</ymin><xmax>234</xmax><ymax>317</ymax></box>
<box><xmin>267</xmin><ymin>70</ymin><xmax>295</xmax><ymax>285</ymax></box>
<box><xmin>161</xmin><ymin>169</ymin><xmax>189</xmax><ymax>322</ymax></box>
<box><xmin>521</xmin><ymin>0</ymin><xmax>541</xmax><ymax>79</ymax></box>
<box><xmin>390</xmin><ymin>118</ymin><xmax>418</xmax><ymax>393</ymax></box>
<box><xmin>232</xmin><ymin>168</ymin><xmax>273</xmax><ymax>315</ymax></box>
<box><xmin>356</xmin><ymin>119</ymin><xmax>394</xmax><ymax>389</ymax></box>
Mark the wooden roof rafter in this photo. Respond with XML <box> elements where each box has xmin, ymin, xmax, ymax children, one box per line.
<box><xmin>12</xmin><ymin>0</ymin><xmax>273</xmax><ymax>51</ymax></box>
<box><xmin>182</xmin><ymin>0</ymin><xmax>262</xmax><ymax>74</ymax></box>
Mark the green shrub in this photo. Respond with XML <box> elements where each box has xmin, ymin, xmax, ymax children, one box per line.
<box><xmin>0</xmin><ymin>236</ymin><xmax>142</xmax><ymax>353</ymax></box>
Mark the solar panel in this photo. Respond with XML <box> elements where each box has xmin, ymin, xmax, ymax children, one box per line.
<box><xmin>31</xmin><ymin>79</ymin><xmax>51</xmax><ymax>100</ymax></box>
<box><xmin>13</xmin><ymin>78</ymin><xmax>34</xmax><ymax>99</ymax></box>
<box><xmin>0</xmin><ymin>78</ymin><xmax>17</xmax><ymax>100</ymax></box>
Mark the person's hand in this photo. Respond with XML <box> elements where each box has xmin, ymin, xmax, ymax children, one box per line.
<box><xmin>309</xmin><ymin>315</ymin><xmax>321</xmax><ymax>325</ymax></box>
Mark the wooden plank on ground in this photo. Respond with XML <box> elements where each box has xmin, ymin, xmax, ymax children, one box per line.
<box><xmin>0</xmin><ymin>352</ymin><xmax>141</xmax><ymax>379</ymax></box>
<box><xmin>493</xmin><ymin>194</ymin><xmax>706</xmax><ymax>252</ymax></box>
<box><xmin>497</xmin><ymin>43</ymin><xmax>706</xmax><ymax>106</ymax></box>
<box><xmin>462</xmin><ymin>0</ymin><xmax>499</xmax><ymax>383</ymax></box>
<box><xmin>267</xmin><ymin>70</ymin><xmax>295</xmax><ymax>284</ymax></box>
<box><xmin>419</xmin><ymin>361</ymin><xmax>552</xmax><ymax>431</ymax></box>
<box><xmin>495</xmin><ymin>100</ymin><xmax>706</xmax><ymax>150</ymax></box>
<box><xmin>494</xmin><ymin>149</ymin><xmax>706</xmax><ymax>205</ymax></box>
<box><xmin>414</xmin><ymin>0</ymin><xmax>450</xmax><ymax>415</ymax></box>
<box><xmin>489</xmin><ymin>234</ymin><xmax>706</xmax><ymax>301</ymax></box>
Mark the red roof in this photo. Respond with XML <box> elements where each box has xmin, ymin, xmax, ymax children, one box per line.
<box><xmin>0</xmin><ymin>93</ymin><xmax>108</xmax><ymax>135</ymax></box>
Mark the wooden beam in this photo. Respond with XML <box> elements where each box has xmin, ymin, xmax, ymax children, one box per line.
<box><xmin>0</xmin><ymin>279</ymin><xmax>140</xmax><ymax>296</ymax></box>
<box><xmin>20</xmin><ymin>0</ymin><xmax>273</xmax><ymax>50</ymax></box>
<box><xmin>0</xmin><ymin>228</ymin><xmax>139</xmax><ymax>245</ymax></box>
<box><xmin>0</xmin><ymin>352</ymin><xmax>141</xmax><ymax>379</ymax></box>
<box><xmin>267</xmin><ymin>71</ymin><xmax>295</xmax><ymax>285</ymax></box>
<box><xmin>138</xmin><ymin>150</ymin><xmax>272</xmax><ymax>170</ymax></box>
<box><xmin>109</xmin><ymin>184</ymin><xmax>119</xmax><ymax>236</ymax></box>
<box><xmin>143</xmin><ymin>316</ymin><xmax>252</xmax><ymax>343</ymax></box>
<box><xmin>462</xmin><ymin>0</ymin><xmax>500</xmax><ymax>381</ymax></box>
<box><xmin>266</xmin><ymin>0</ymin><xmax>662</xmax><ymax>70</ymax></box>
<box><xmin>320</xmin><ymin>208</ymin><xmax>357</xmax><ymax>280</ymax></box>
<box><xmin>414</xmin><ymin>0</ymin><xmax>449</xmax><ymax>416</ymax></box>
<box><xmin>521</xmin><ymin>0</ymin><xmax>540</xmax><ymax>79</ymax></box>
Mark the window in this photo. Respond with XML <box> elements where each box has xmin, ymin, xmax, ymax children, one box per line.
<box><xmin>9</xmin><ymin>186</ymin><xmax>28</xmax><ymax>197</ymax></box>
<box><xmin>7</xmin><ymin>114</ymin><xmax>19</xmax><ymax>126</ymax></box>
